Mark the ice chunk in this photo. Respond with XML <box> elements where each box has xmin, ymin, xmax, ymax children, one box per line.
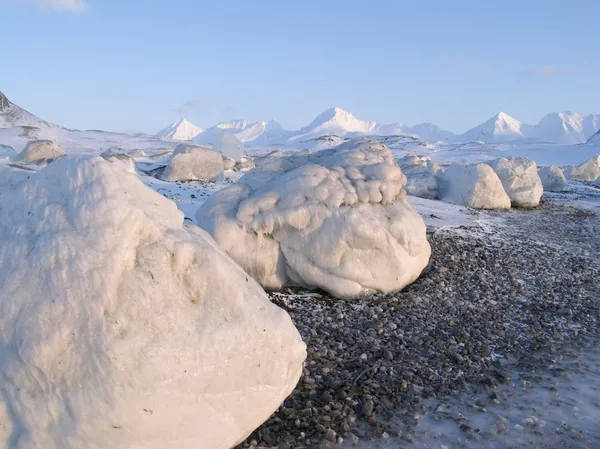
<box><xmin>163</xmin><ymin>143</ymin><xmax>224</xmax><ymax>181</ymax></box>
<box><xmin>214</xmin><ymin>130</ymin><xmax>244</xmax><ymax>162</ymax></box>
<box><xmin>438</xmin><ymin>163</ymin><xmax>511</xmax><ymax>209</ymax></box>
<box><xmin>197</xmin><ymin>138</ymin><xmax>431</xmax><ymax>299</ymax></box>
<box><xmin>538</xmin><ymin>165</ymin><xmax>567</xmax><ymax>192</ymax></box>
<box><xmin>487</xmin><ymin>157</ymin><xmax>543</xmax><ymax>208</ymax></box>
<box><xmin>396</xmin><ymin>154</ymin><xmax>442</xmax><ymax>199</ymax></box>
<box><xmin>566</xmin><ymin>155</ymin><xmax>600</xmax><ymax>182</ymax></box>
<box><xmin>0</xmin><ymin>156</ymin><xmax>305</xmax><ymax>449</ymax></box>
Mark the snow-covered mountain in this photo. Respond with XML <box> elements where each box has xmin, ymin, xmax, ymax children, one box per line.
<box><xmin>158</xmin><ymin>106</ymin><xmax>600</xmax><ymax>147</ymax></box>
<box><xmin>157</xmin><ymin>118</ymin><xmax>203</xmax><ymax>141</ymax></box>
<box><xmin>587</xmin><ymin>129</ymin><xmax>600</xmax><ymax>145</ymax></box>
<box><xmin>454</xmin><ymin>112</ymin><xmax>526</xmax><ymax>143</ymax></box>
<box><xmin>289</xmin><ymin>107</ymin><xmax>377</xmax><ymax>142</ymax></box>
<box><xmin>527</xmin><ymin>112</ymin><xmax>600</xmax><ymax>144</ymax></box>
<box><xmin>193</xmin><ymin>119</ymin><xmax>291</xmax><ymax>146</ymax></box>
<box><xmin>0</xmin><ymin>91</ymin><xmax>59</xmax><ymax>129</ymax></box>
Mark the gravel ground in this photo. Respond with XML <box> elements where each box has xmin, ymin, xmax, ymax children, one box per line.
<box><xmin>237</xmin><ymin>191</ymin><xmax>600</xmax><ymax>449</ymax></box>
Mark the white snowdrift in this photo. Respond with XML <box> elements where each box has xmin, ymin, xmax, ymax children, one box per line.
<box><xmin>163</xmin><ymin>143</ymin><xmax>224</xmax><ymax>182</ymax></box>
<box><xmin>538</xmin><ymin>165</ymin><xmax>567</xmax><ymax>192</ymax></box>
<box><xmin>196</xmin><ymin>138</ymin><xmax>431</xmax><ymax>299</ymax></box>
<box><xmin>487</xmin><ymin>157</ymin><xmax>543</xmax><ymax>208</ymax></box>
<box><xmin>13</xmin><ymin>139</ymin><xmax>65</xmax><ymax>165</ymax></box>
<box><xmin>214</xmin><ymin>131</ymin><xmax>244</xmax><ymax>162</ymax></box>
<box><xmin>0</xmin><ymin>157</ymin><xmax>306</xmax><ymax>449</ymax></box>
<box><xmin>396</xmin><ymin>154</ymin><xmax>442</xmax><ymax>199</ymax></box>
<box><xmin>438</xmin><ymin>163</ymin><xmax>511</xmax><ymax>209</ymax></box>
<box><xmin>566</xmin><ymin>155</ymin><xmax>600</xmax><ymax>182</ymax></box>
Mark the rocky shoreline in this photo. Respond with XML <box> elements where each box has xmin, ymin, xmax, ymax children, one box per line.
<box><xmin>238</xmin><ymin>195</ymin><xmax>600</xmax><ymax>449</ymax></box>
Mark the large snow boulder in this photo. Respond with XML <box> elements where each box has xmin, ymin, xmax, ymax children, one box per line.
<box><xmin>163</xmin><ymin>143</ymin><xmax>224</xmax><ymax>182</ymax></box>
<box><xmin>215</xmin><ymin>130</ymin><xmax>244</xmax><ymax>162</ymax></box>
<box><xmin>196</xmin><ymin>138</ymin><xmax>431</xmax><ymax>299</ymax></box>
<box><xmin>566</xmin><ymin>155</ymin><xmax>600</xmax><ymax>182</ymax></box>
<box><xmin>438</xmin><ymin>163</ymin><xmax>511</xmax><ymax>209</ymax></box>
<box><xmin>487</xmin><ymin>157</ymin><xmax>543</xmax><ymax>208</ymax></box>
<box><xmin>396</xmin><ymin>154</ymin><xmax>442</xmax><ymax>199</ymax></box>
<box><xmin>13</xmin><ymin>140</ymin><xmax>65</xmax><ymax>165</ymax></box>
<box><xmin>538</xmin><ymin>165</ymin><xmax>567</xmax><ymax>192</ymax></box>
<box><xmin>0</xmin><ymin>157</ymin><xmax>305</xmax><ymax>449</ymax></box>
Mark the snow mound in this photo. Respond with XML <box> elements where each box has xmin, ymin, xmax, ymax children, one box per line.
<box><xmin>438</xmin><ymin>163</ymin><xmax>511</xmax><ymax>209</ymax></box>
<box><xmin>396</xmin><ymin>154</ymin><xmax>442</xmax><ymax>199</ymax></box>
<box><xmin>566</xmin><ymin>155</ymin><xmax>600</xmax><ymax>182</ymax></box>
<box><xmin>538</xmin><ymin>165</ymin><xmax>567</xmax><ymax>192</ymax></box>
<box><xmin>215</xmin><ymin>131</ymin><xmax>244</xmax><ymax>162</ymax></box>
<box><xmin>13</xmin><ymin>140</ymin><xmax>66</xmax><ymax>165</ymax></box>
<box><xmin>487</xmin><ymin>157</ymin><xmax>543</xmax><ymax>208</ymax></box>
<box><xmin>101</xmin><ymin>149</ymin><xmax>137</xmax><ymax>174</ymax></box>
<box><xmin>0</xmin><ymin>156</ymin><xmax>306</xmax><ymax>449</ymax></box>
<box><xmin>163</xmin><ymin>143</ymin><xmax>224</xmax><ymax>182</ymax></box>
<box><xmin>196</xmin><ymin>138</ymin><xmax>431</xmax><ymax>299</ymax></box>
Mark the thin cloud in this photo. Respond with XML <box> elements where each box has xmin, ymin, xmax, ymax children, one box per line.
<box><xmin>438</xmin><ymin>54</ymin><xmax>496</xmax><ymax>73</ymax></box>
<box><xmin>173</xmin><ymin>98</ymin><xmax>210</xmax><ymax>114</ymax></box>
<box><xmin>525</xmin><ymin>65</ymin><xmax>577</xmax><ymax>77</ymax></box>
<box><xmin>24</xmin><ymin>0</ymin><xmax>88</xmax><ymax>12</ymax></box>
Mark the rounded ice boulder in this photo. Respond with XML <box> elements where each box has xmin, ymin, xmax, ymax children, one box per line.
<box><xmin>538</xmin><ymin>165</ymin><xmax>567</xmax><ymax>192</ymax></box>
<box><xmin>0</xmin><ymin>157</ymin><xmax>306</xmax><ymax>449</ymax></box>
<box><xmin>196</xmin><ymin>138</ymin><xmax>431</xmax><ymax>299</ymax></box>
<box><xmin>396</xmin><ymin>154</ymin><xmax>442</xmax><ymax>199</ymax></box>
<box><xmin>13</xmin><ymin>139</ymin><xmax>66</xmax><ymax>165</ymax></box>
<box><xmin>486</xmin><ymin>157</ymin><xmax>543</xmax><ymax>208</ymax></box>
<box><xmin>438</xmin><ymin>163</ymin><xmax>511</xmax><ymax>209</ymax></box>
<box><xmin>162</xmin><ymin>143</ymin><xmax>224</xmax><ymax>182</ymax></box>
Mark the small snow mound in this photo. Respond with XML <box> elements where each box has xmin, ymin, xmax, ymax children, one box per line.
<box><xmin>566</xmin><ymin>155</ymin><xmax>600</xmax><ymax>182</ymax></box>
<box><xmin>396</xmin><ymin>154</ymin><xmax>442</xmax><ymax>199</ymax></box>
<box><xmin>438</xmin><ymin>163</ymin><xmax>511</xmax><ymax>209</ymax></box>
<box><xmin>487</xmin><ymin>157</ymin><xmax>543</xmax><ymax>208</ymax></box>
<box><xmin>163</xmin><ymin>144</ymin><xmax>224</xmax><ymax>182</ymax></box>
<box><xmin>0</xmin><ymin>156</ymin><xmax>305</xmax><ymax>449</ymax></box>
<box><xmin>233</xmin><ymin>157</ymin><xmax>255</xmax><ymax>172</ymax></box>
<box><xmin>538</xmin><ymin>165</ymin><xmax>567</xmax><ymax>192</ymax></box>
<box><xmin>13</xmin><ymin>140</ymin><xmax>65</xmax><ymax>165</ymax></box>
<box><xmin>196</xmin><ymin>138</ymin><xmax>431</xmax><ymax>299</ymax></box>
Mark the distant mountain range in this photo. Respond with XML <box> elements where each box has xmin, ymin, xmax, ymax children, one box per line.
<box><xmin>158</xmin><ymin>107</ymin><xmax>600</xmax><ymax>146</ymax></box>
<box><xmin>1</xmin><ymin>90</ymin><xmax>598</xmax><ymax>147</ymax></box>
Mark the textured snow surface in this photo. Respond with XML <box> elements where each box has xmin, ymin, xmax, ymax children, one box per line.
<box><xmin>0</xmin><ymin>157</ymin><xmax>306</xmax><ymax>449</ymax></box>
<box><xmin>438</xmin><ymin>163</ymin><xmax>511</xmax><ymax>209</ymax></box>
<box><xmin>214</xmin><ymin>131</ymin><xmax>244</xmax><ymax>162</ymax></box>
<box><xmin>538</xmin><ymin>165</ymin><xmax>567</xmax><ymax>192</ymax></box>
<box><xmin>487</xmin><ymin>157</ymin><xmax>543</xmax><ymax>208</ymax></box>
<box><xmin>396</xmin><ymin>154</ymin><xmax>441</xmax><ymax>199</ymax></box>
<box><xmin>196</xmin><ymin>138</ymin><xmax>431</xmax><ymax>299</ymax></box>
<box><xmin>163</xmin><ymin>143</ymin><xmax>224</xmax><ymax>182</ymax></box>
<box><xmin>566</xmin><ymin>155</ymin><xmax>600</xmax><ymax>182</ymax></box>
<box><xmin>13</xmin><ymin>140</ymin><xmax>65</xmax><ymax>165</ymax></box>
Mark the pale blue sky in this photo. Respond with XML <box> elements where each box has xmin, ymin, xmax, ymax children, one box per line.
<box><xmin>2</xmin><ymin>0</ymin><xmax>599</xmax><ymax>133</ymax></box>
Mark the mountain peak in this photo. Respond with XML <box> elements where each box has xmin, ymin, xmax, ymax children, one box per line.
<box><xmin>157</xmin><ymin>118</ymin><xmax>204</xmax><ymax>141</ymax></box>
<box><xmin>0</xmin><ymin>91</ymin><xmax>11</xmax><ymax>112</ymax></box>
